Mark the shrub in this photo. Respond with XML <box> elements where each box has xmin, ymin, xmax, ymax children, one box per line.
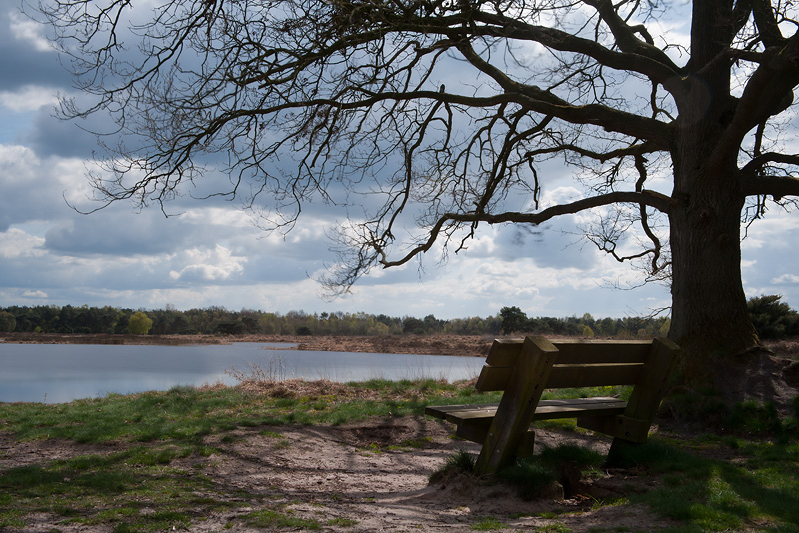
<box><xmin>747</xmin><ymin>295</ymin><xmax>799</xmax><ymax>339</ymax></box>
<box><xmin>0</xmin><ymin>311</ymin><xmax>16</xmax><ymax>332</ymax></box>
<box><xmin>295</xmin><ymin>326</ymin><xmax>313</xmax><ymax>336</ymax></box>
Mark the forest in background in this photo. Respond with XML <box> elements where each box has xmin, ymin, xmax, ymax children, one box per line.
<box><xmin>0</xmin><ymin>304</ymin><xmax>666</xmax><ymax>338</ymax></box>
<box><xmin>1</xmin><ymin>295</ymin><xmax>796</xmax><ymax>340</ymax></box>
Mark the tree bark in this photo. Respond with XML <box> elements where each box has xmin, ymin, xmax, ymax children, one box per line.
<box><xmin>668</xmin><ymin>173</ymin><xmax>759</xmax><ymax>377</ymax></box>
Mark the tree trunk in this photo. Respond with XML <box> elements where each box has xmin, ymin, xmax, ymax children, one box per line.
<box><xmin>668</xmin><ymin>172</ymin><xmax>759</xmax><ymax>376</ymax></box>
<box><xmin>668</xmin><ymin>130</ymin><xmax>797</xmax><ymax>415</ymax></box>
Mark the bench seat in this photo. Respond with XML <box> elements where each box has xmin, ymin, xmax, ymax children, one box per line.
<box><xmin>426</xmin><ymin>397</ymin><xmax>627</xmax><ymax>426</ymax></box>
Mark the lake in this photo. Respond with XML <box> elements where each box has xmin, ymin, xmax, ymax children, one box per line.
<box><xmin>0</xmin><ymin>342</ymin><xmax>483</xmax><ymax>403</ymax></box>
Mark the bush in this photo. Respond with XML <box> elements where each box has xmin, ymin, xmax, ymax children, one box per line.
<box><xmin>748</xmin><ymin>295</ymin><xmax>799</xmax><ymax>339</ymax></box>
<box><xmin>726</xmin><ymin>400</ymin><xmax>782</xmax><ymax>435</ymax></box>
<box><xmin>402</xmin><ymin>317</ymin><xmax>426</xmax><ymax>334</ymax></box>
<box><xmin>0</xmin><ymin>311</ymin><xmax>16</xmax><ymax>332</ymax></box>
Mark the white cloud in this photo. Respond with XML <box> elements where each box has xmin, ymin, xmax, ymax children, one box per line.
<box><xmin>22</xmin><ymin>289</ymin><xmax>47</xmax><ymax>299</ymax></box>
<box><xmin>0</xmin><ymin>0</ymin><xmax>791</xmax><ymax>320</ymax></box>
<box><xmin>772</xmin><ymin>274</ymin><xmax>799</xmax><ymax>285</ymax></box>
<box><xmin>180</xmin><ymin>207</ymin><xmax>253</xmax><ymax>228</ymax></box>
<box><xmin>9</xmin><ymin>12</ymin><xmax>53</xmax><ymax>53</ymax></box>
<box><xmin>0</xmin><ymin>85</ymin><xmax>58</xmax><ymax>112</ymax></box>
<box><xmin>541</xmin><ymin>186</ymin><xmax>583</xmax><ymax>207</ymax></box>
<box><xmin>0</xmin><ymin>228</ymin><xmax>45</xmax><ymax>258</ymax></box>
<box><xmin>169</xmin><ymin>245</ymin><xmax>247</xmax><ymax>282</ymax></box>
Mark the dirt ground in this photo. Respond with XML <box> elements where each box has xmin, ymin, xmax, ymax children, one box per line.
<box><xmin>1</xmin><ymin>416</ymin><xmax>678</xmax><ymax>532</ymax></box>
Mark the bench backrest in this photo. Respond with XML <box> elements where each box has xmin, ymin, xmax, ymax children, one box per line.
<box><xmin>476</xmin><ymin>338</ymin><xmax>671</xmax><ymax>391</ymax></box>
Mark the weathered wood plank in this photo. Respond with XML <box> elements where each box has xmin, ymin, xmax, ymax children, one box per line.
<box><xmin>455</xmin><ymin>423</ymin><xmax>491</xmax><ymax>444</ymax></box>
<box><xmin>426</xmin><ymin>398</ymin><xmax>628</xmax><ymax>425</ymax></box>
<box><xmin>533</xmin><ymin>398</ymin><xmax>627</xmax><ymax>419</ymax></box>
<box><xmin>484</xmin><ymin>339</ymin><xmax>524</xmax><ymax>366</ymax></box>
<box><xmin>477</xmin><ymin>361</ymin><xmax>645</xmax><ymax>391</ymax></box>
<box><xmin>546</xmin><ymin>363</ymin><xmax>643</xmax><ymax>388</ymax></box>
<box><xmin>424</xmin><ymin>404</ymin><xmax>497</xmax><ymax>426</ymax></box>
<box><xmin>615</xmin><ymin>337</ymin><xmax>679</xmax><ymax>442</ymax></box>
<box><xmin>425</xmin><ymin>403</ymin><xmax>496</xmax><ymax>420</ymax></box>
<box><xmin>486</xmin><ymin>338</ymin><xmax>652</xmax><ymax>365</ymax></box>
<box><xmin>475</xmin><ymin>336</ymin><xmax>558</xmax><ymax>476</ymax></box>
<box><xmin>552</xmin><ymin>340</ymin><xmax>651</xmax><ymax>364</ymax></box>
<box><xmin>475</xmin><ymin>365</ymin><xmax>513</xmax><ymax>392</ymax></box>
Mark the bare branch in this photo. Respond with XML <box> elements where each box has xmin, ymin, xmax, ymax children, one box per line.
<box><xmin>379</xmin><ymin>189</ymin><xmax>674</xmax><ymax>268</ymax></box>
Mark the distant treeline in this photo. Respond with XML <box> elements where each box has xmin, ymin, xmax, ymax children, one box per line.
<box><xmin>0</xmin><ymin>304</ymin><xmax>669</xmax><ymax>339</ymax></box>
<box><xmin>0</xmin><ymin>295</ymin><xmax>794</xmax><ymax>339</ymax></box>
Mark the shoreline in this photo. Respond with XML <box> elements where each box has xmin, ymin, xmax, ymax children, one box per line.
<box><xmin>0</xmin><ymin>332</ymin><xmax>494</xmax><ymax>357</ymax></box>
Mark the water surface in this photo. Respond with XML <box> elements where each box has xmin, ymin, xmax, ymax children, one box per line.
<box><xmin>0</xmin><ymin>342</ymin><xmax>481</xmax><ymax>403</ymax></box>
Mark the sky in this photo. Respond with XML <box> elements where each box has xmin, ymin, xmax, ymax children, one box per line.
<box><xmin>0</xmin><ymin>1</ymin><xmax>798</xmax><ymax>321</ymax></box>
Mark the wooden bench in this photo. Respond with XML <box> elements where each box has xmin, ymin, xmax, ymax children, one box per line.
<box><xmin>425</xmin><ymin>336</ymin><xmax>679</xmax><ymax>475</ymax></box>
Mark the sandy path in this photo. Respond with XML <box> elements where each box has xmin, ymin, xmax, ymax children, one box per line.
<box><xmin>1</xmin><ymin>416</ymin><xmax>672</xmax><ymax>531</ymax></box>
<box><xmin>181</xmin><ymin>418</ymin><xmax>666</xmax><ymax>532</ymax></box>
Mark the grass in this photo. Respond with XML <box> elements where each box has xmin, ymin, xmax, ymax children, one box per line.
<box><xmin>0</xmin><ymin>380</ymin><xmax>487</xmax><ymax>445</ymax></box>
<box><xmin>0</xmin><ymin>445</ymin><xmax>217</xmax><ymax>532</ymax></box>
<box><xmin>243</xmin><ymin>509</ymin><xmax>321</xmax><ymax>529</ymax></box>
<box><xmin>0</xmin><ymin>379</ymin><xmax>483</xmax><ymax>532</ymax></box>
<box><xmin>1</xmin><ymin>380</ymin><xmax>799</xmax><ymax>532</ymax></box>
<box><xmin>429</xmin><ymin>448</ymin><xmax>477</xmax><ymax>482</ymax></box>
<box><xmin>496</xmin><ymin>444</ymin><xmax>605</xmax><ymax>500</ymax></box>
<box><xmin>471</xmin><ymin>516</ymin><xmax>506</xmax><ymax>530</ymax></box>
<box><xmin>607</xmin><ymin>438</ymin><xmax>799</xmax><ymax>531</ymax></box>
<box><xmin>663</xmin><ymin>390</ymin><xmax>799</xmax><ymax>440</ymax></box>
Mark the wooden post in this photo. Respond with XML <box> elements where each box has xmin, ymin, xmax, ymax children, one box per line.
<box><xmin>607</xmin><ymin>337</ymin><xmax>679</xmax><ymax>461</ymax></box>
<box><xmin>474</xmin><ymin>336</ymin><xmax>558</xmax><ymax>476</ymax></box>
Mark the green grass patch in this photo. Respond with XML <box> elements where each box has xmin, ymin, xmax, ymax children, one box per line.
<box><xmin>471</xmin><ymin>516</ymin><xmax>506</xmax><ymax>530</ymax></box>
<box><xmin>613</xmin><ymin>438</ymin><xmax>799</xmax><ymax>531</ymax></box>
<box><xmin>0</xmin><ymin>379</ymin><xmax>481</xmax><ymax>445</ymax></box>
<box><xmin>243</xmin><ymin>508</ymin><xmax>321</xmax><ymax>529</ymax></box>
<box><xmin>429</xmin><ymin>449</ymin><xmax>476</xmax><ymax>482</ymax></box>
<box><xmin>0</xmin><ymin>379</ymin><xmax>480</xmax><ymax>530</ymax></box>
<box><xmin>664</xmin><ymin>392</ymin><xmax>799</xmax><ymax>440</ymax></box>
<box><xmin>0</xmin><ymin>445</ymin><xmax>218</xmax><ymax>532</ymax></box>
<box><xmin>327</xmin><ymin>516</ymin><xmax>358</xmax><ymax>526</ymax></box>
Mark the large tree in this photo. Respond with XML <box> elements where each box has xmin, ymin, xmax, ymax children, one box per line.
<box><xmin>35</xmin><ymin>0</ymin><xmax>799</xmax><ymax>406</ymax></box>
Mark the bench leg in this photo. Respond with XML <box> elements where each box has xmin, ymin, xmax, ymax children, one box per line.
<box><xmin>474</xmin><ymin>336</ymin><xmax>558</xmax><ymax>476</ymax></box>
<box><xmin>515</xmin><ymin>430</ymin><xmax>536</xmax><ymax>459</ymax></box>
<box><xmin>606</xmin><ymin>437</ymin><xmax>641</xmax><ymax>467</ymax></box>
